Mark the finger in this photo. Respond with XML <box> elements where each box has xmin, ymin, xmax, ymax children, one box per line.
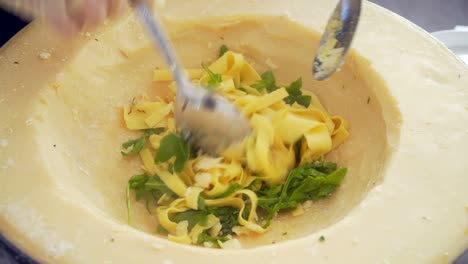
<box><xmin>43</xmin><ymin>0</ymin><xmax>79</xmax><ymax>36</ymax></box>
<box><xmin>79</xmin><ymin>0</ymin><xmax>108</xmax><ymax>29</ymax></box>
<box><xmin>107</xmin><ymin>0</ymin><xmax>127</xmax><ymax>19</ymax></box>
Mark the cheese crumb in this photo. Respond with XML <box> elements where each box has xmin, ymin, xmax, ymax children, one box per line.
<box><xmin>6</xmin><ymin>158</ymin><xmax>15</xmax><ymax>166</ymax></box>
<box><xmin>151</xmin><ymin>243</ymin><xmax>166</xmax><ymax>250</ymax></box>
<box><xmin>291</xmin><ymin>204</ymin><xmax>304</xmax><ymax>216</ymax></box>
<box><xmin>203</xmin><ymin>241</ymin><xmax>214</xmax><ymax>248</ymax></box>
<box><xmin>220</xmin><ymin>238</ymin><xmax>242</xmax><ymax>249</ymax></box>
<box><xmin>195</xmin><ymin>173</ymin><xmax>212</xmax><ymax>188</ymax></box>
<box><xmin>0</xmin><ymin>139</ymin><xmax>8</xmax><ymax>147</ymax></box>
<box><xmin>208</xmin><ymin>42</ymin><xmax>213</xmax><ymax>49</ymax></box>
<box><xmin>176</xmin><ymin>220</ymin><xmax>189</xmax><ymax>236</ymax></box>
<box><xmin>38</xmin><ymin>52</ymin><xmax>51</xmax><ymax>60</ymax></box>
<box><xmin>265</xmin><ymin>58</ymin><xmax>278</xmax><ymax>69</ymax></box>
<box><xmin>302</xmin><ymin>200</ymin><xmax>313</xmax><ymax>209</ymax></box>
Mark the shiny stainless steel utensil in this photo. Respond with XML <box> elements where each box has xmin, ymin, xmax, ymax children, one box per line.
<box><xmin>313</xmin><ymin>0</ymin><xmax>362</xmax><ymax>81</ymax></box>
<box><xmin>136</xmin><ymin>4</ymin><xmax>251</xmax><ymax>154</ymax></box>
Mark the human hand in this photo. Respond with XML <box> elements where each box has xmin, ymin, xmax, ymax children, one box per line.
<box><xmin>1</xmin><ymin>0</ymin><xmax>150</xmax><ymax>36</ymax></box>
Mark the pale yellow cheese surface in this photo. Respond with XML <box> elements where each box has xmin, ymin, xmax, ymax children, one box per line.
<box><xmin>0</xmin><ymin>0</ymin><xmax>467</xmax><ymax>263</ymax></box>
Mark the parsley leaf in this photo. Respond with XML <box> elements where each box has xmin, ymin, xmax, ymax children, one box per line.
<box><xmin>283</xmin><ymin>78</ymin><xmax>312</xmax><ymax>108</ymax></box>
<box><xmin>121</xmin><ymin>128</ymin><xmax>165</xmax><ymax>156</ymax></box>
<box><xmin>219</xmin><ymin>44</ymin><xmax>229</xmax><ymax>57</ymax></box>
<box><xmin>202</xmin><ymin>63</ymin><xmax>222</xmax><ymax>89</ymax></box>
<box><xmin>257</xmin><ymin>161</ymin><xmax>347</xmax><ymax>227</ymax></box>
<box><xmin>155</xmin><ymin>133</ymin><xmax>190</xmax><ymax>173</ymax></box>
<box><xmin>251</xmin><ymin>71</ymin><xmax>278</xmax><ymax>92</ymax></box>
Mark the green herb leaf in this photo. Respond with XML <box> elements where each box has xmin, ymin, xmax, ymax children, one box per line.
<box><xmin>121</xmin><ymin>128</ymin><xmax>165</xmax><ymax>156</ymax></box>
<box><xmin>219</xmin><ymin>44</ymin><xmax>229</xmax><ymax>57</ymax></box>
<box><xmin>156</xmin><ymin>224</ymin><xmax>169</xmax><ymax>235</ymax></box>
<box><xmin>155</xmin><ymin>133</ymin><xmax>190</xmax><ymax>173</ymax></box>
<box><xmin>257</xmin><ymin>161</ymin><xmax>347</xmax><ymax>228</ymax></box>
<box><xmin>252</xmin><ymin>71</ymin><xmax>278</xmax><ymax>92</ymax></box>
<box><xmin>204</xmin><ymin>206</ymin><xmax>239</xmax><ymax>236</ymax></box>
<box><xmin>283</xmin><ymin>78</ymin><xmax>312</xmax><ymax>108</ymax></box>
<box><xmin>285</xmin><ymin>78</ymin><xmax>302</xmax><ymax>96</ymax></box>
<box><xmin>319</xmin><ymin>235</ymin><xmax>326</xmax><ymax>242</ymax></box>
<box><xmin>202</xmin><ymin>63</ymin><xmax>222</xmax><ymax>89</ymax></box>
<box><xmin>171</xmin><ymin>210</ymin><xmax>209</xmax><ymax>230</ymax></box>
<box><xmin>197</xmin><ymin>232</ymin><xmax>229</xmax><ymax>245</ymax></box>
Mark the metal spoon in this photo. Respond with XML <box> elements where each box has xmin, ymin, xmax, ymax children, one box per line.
<box><xmin>313</xmin><ymin>0</ymin><xmax>362</xmax><ymax>81</ymax></box>
<box><xmin>136</xmin><ymin>4</ymin><xmax>251</xmax><ymax>154</ymax></box>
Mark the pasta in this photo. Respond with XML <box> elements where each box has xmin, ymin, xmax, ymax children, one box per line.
<box><xmin>122</xmin><ymin>50</ymin><xmax>349</xmax><ymax>247</ymax></box>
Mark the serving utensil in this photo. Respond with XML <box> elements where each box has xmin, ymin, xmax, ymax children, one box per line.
<box><xmin>136</xmin><ymin>4</ymin><xmax>251</xmax><ymax>154</ymax></box>
<box><xmin>313</xmin><ymin>0</ymin><xmax>362</xmax><ymax>80</ymax></box>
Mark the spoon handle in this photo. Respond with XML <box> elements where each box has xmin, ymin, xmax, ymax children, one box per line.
<box><xmin>136</xmin><ymin>4</ymin><xmax>188</xmax><ymax>90</ymax></box>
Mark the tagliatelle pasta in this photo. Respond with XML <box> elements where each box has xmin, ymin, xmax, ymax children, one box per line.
<box><xmin>122</xmin><ymin>50</ymin><xmax>349</xmax><ymax>247</ymax></box>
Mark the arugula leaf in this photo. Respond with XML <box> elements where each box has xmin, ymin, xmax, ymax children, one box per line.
<box><xmin>257</xmin><ymin>161</ymin><xmax>347</xmax><ymax>227</ymax></box>
<box><xmin>155</xmin><ymin>133</ymin><xmax>190</xmax><ymax>173</ymax></box>
<box><xmin>202</xmin><ymin>63</ymin><xmax>222</xmax><ymax>89</ymax></box>
<box><xmin>219</xmin><ymin>44</ymin><xmax>229</xmax><ymax>57</ymax></box>
<box><xmin>283</xmin><ymin>78</ymin><xmax>312</xmax><ymax>108</ymax></box>
<box><xmin>251</xmin><ymin>71</ymin><xmax>278</xmax><ymax>92</ymax></box>
<box><xmin>197</xmin><ymin>232</ymin><xmax>229</xmax><ymax>244</ymax></box>
<box><xmin>121</xmin><ymin>128</ymin><xmax>165</xmax><ymax>156</ymax></box>
<box><xmin>204</xmin><ymin>206</ymin><xmax>240</xmax><ymax>236</ymax></box>
<box><xmin>171</xmin><ymin>210</ymin><xmax>209</xmax><ymax>230</ymax></box>
<box><xmin>126</xmin><ymin>173</ymin><xmax>175</xmax><ymax>223</ymax></box>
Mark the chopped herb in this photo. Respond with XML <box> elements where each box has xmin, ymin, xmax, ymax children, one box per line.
<box><xmin>121</xmin><ymin>128</ymin><xmax>165</xmax><ymax>156</ymax></box>
<box><xmin>219</xmin><ymin>44</ymin><xmax>229</xmax><ymax>57</ymax></box>
<box><xmin>156</xmin><ymin>224</ymin><xmax>169</xmax><ymax>235</ymax></box>
<box><xmin>155</xmin><ymin>133</ymin><xmax>190</xmax><ymax>173</ymax></box>
<box><xmin>171</xmin><ymin>210</ymin><xmax>209</xmax><ymax>230</ymax></box>
<box><xmin>126</xmin><ymin>183</ymin><xmax>131</xmax><ymax>223</ymax></box>
<box><xmin>205</xmin><ymin>206</ymin><xmax>240</xmax><ymax>236</ymax></box>
<box><xmin>284</xmin><ymin>78</ymin><xmax>311</xmax><ymax>108</ymax></box>
<box><xmin>198</xmin><ymin>232</ymin><xmax>229</xmax><ymax>244</ymax></box>
<box><xmin>126</xmin><ymin>173</ymin><xmax>175</xmax><ymax>223</ymax></box>
<box><xmin>257</xmin><ymin>161</ymin><xmax>347</xmax><ymax>228</ymax></box>
<box><xmin>202</xmin><ymin>63</ymin><xmax>222</xmax><ymax>89</ymax></box>
<box><xmin>95</xmin><ymin>38</ymin><xmax>99</xmax><ymax>42</ymax></box>
<box><xmin>319</xmin><ymin>236</ymin><xmax>326</xmax><ymax>242</ymax></box>
<box><xmin>282</xmin><ymin>232</ymin><xmax>288</xmax><ymax>236</ymax></box>
<box><xmin>252</xmin><ymin>71</ymin><xmax>278</xmax><ymax>92</ymax></box>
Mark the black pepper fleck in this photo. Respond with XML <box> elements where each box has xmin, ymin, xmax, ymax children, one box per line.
<box><xmin>95</xmin><ymin>38</ymin><xmax>99</xmax><ymax>42</ymax></box>
<box><xmin>14</xmin><ymin>61</ymin><xmax>19</xmax><ymax>64</ymax></box>
<box><xmin>110</xmin><ymin>238</ymin><xmax>115</xmax><ymax>242</ymax></box>
<box><xmin>53</xmin><ymin>144</ymin><xmax>56</xmax><ymax>147</ymax></box>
